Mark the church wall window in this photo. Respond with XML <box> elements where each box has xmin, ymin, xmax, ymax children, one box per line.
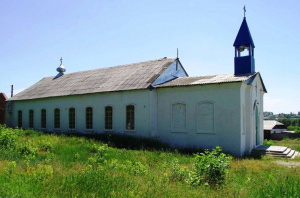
<box><xmin>18</xmin><ymin>110</ymin><xmax>22</xmax><ymax>128</ymax></box>
<box><xmin>29</xmin><ymin>110</ymin><xmax>34</xmax><ymax>128</ymax></box>
<box><xmin>126</xmin><ymin>105</ymin><xmax>134</xmax><ymax>130</ymax></box>
<box><xmin>171</xmin><ymin>103</ymin><xmax>186</xmax><ymax>132</ymax></box>
<box><xmin>105</xmin><ymin>106</ymin><xmax>113</xmax><ymax>130</ymax></box>
<box><xmin>54</xmin><ymin>108</ymin><xmax>60</xmax><ymax>129</ymax></box>
<box><xmin>197</xmin><ymin>101</ymin><xmax>214</xmax><ymax>133</ymax></box>
<box><xmin>41</xmin><ymin>109</ymin><xmax>46</xmax><ymax>129</ymax></box>
<box><xmin>69</xmin><ymin>108</ymin><xmax>76</xmax><ymax>129</ymax></box>
<box><xmin>86</xmin><ymin>107</ymin><xmax>93</xmax><ymax>129</ymax></box>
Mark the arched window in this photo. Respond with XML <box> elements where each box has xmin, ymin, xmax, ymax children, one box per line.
<box><xmin>171</xmin><ymin>103</ymin><xmax>186</xmax><ymax>132</ymax></box>
<box><xmin>105</xmin><ymin>106</ymin><xmax>113</xmax><ymax>130</ymax></box>
<box><xmin>41</xmin><ymin>109</ymin><xmax>46</xmax><ymax>129</ymax></box>
<box><xmin>126</xmin><ymin>105</ymin><xmax>134</xmax><ymax>130</ymax></box>
<box><xmin>54</xmin><ymin>108</ymin><xmax>60</xmax><ymax>129</ymax></box>
<box><xmin>86</xmin><ymin>107</ymin><xmax>93</xmax><ymax>129</ymax></box>
<box><xmin>69</xmin><ymin>108</ymin><xmax>75</xmax><ymax>129</ymax></box>
<box><xmin>18</xmin><ymin>110</ymin><xmax>22</xmax><ymax>128</ymax></box>
<box><xmin>29</xmin><ymin>110</ymin><xmax>34</xmax><ymax>128</ymax></box>
<box><xmin>197</xmin><ymin>101</ymin><xmax>214</xmax><ymax>133</ymax></box>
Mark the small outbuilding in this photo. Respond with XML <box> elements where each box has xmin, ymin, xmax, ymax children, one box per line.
<box><xmin>264</xmin><ymin>120</ymin><xmax>286</xmax><ymax>140</ymax></box>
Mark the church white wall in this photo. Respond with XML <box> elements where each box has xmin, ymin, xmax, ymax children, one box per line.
<box><xmin>240</xmin><ymin>83</ymin><xmax>247</xmax><ymax>155</ymax></box>
<box><xmin>6</xmin><ymin>89</ymin><xmax>152</xmax><ymax>136</ymax></box>
<box><xmin>5</xmin><ymin>78</ymin><xmax>264</xmax><ymax>157</ymax></box>
<box><xmin>242</xmin><ymin>74</ymin><xmax>265</xmax><ymax>153</ymax></box>
<box><xmin>156</xmin><ymin>83</ymin><xmax>243</xmax><ymax>156</ymax></box>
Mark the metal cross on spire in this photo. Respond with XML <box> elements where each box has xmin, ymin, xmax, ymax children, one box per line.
<box><xmin>243</xmin><ymin>5</ymin><xmax>246</xmax><ymax>18</ymax></box>
<box><xmin>60</xmin><ymin>57</ymin><xmax>63</xmax><ymax>65</ymax></box>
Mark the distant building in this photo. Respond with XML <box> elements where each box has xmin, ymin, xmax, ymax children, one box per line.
<box><xmin>0</xmin><ymin>93</ymin><xmax>8</xmax><ymax>125</ymax></box>
<box><xmin>264</xmin><ymin>120</ymin><xmax>286</xmax><ymax>140</ymax></box>
<box><xmin>5</xmin><ymin>16</ymin><xmax>267</xmax><ymax>156</ymax></box>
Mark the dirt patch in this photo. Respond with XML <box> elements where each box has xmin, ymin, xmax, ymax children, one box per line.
<box><xmin>275</xmin><ymin>161</ymin><xmax>300</xmax><ymax>168</ymax></box>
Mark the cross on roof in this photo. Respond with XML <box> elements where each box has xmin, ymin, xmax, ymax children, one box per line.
<box><xmin>60</xmin><ymin>57</ymin><xmax>63</xmax><ymax>65</ymax></box>
<box><xmin>243</xmin><ymin>5</ymin><xmax>246</xmax><ymax>18</ymax></box>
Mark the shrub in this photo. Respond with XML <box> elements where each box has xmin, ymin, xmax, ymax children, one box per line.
<box><xmin>287</xmin><ymin>126</ymin><xmax>300</xmax><ymax>133</ymax></box>
<box><xmin>190</xmin><ymin>146</ymin><xmax>232</xmax><ymax>186</ymax></box>
<box><xmin>0</xmin><ymin>128</ymin><xmax>18</xmax><ymax>150</ymax></box>
<box><xmin>263</xmin><ymin>139</ymin><xmax>274</xmax><ymax>146</ymax></box>
<box><xmin>17</xmin><ymin>141</ymin><xmax>38</xmax><ymax>157</ymax></box>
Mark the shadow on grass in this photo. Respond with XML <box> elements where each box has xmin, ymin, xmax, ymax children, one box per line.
<box><xmin>43</xmin><ymin>131</ymin><xmax>204</xmax><ymax>155</ymax></box>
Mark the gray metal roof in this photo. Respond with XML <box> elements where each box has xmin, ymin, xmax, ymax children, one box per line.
<box><xmin>264</xmin><ymin>120</ymin><xmax>285</xmax><ymax>130</ymax></box>
<box><xmin>154</xmin><ymin>73</ymin><xmax>258</xmax><ymax>88</ymax></box>
<box><xmin>9</xmin><ymin>58</ymin><xmax>176</xmax><ymax>101</ymax></box>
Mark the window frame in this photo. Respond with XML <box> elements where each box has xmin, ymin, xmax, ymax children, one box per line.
<box><xmin>104</xmin><ymin>106</ymin><xmax>113</xmax><ymax>131</ymax></box>
<box><xmin>69</xmin><ymin>107</ymin><xmax>76</xmax><ymax>130</ymax></box>
<box><xmin>54</xmin><ymin>108</ymin><xmax>60</xmax><ymax>129</ymax></box>
<box><xmin>86</xmin><ymin>107</ymin><xmax>93</xmax><ymax>130</ymax></box>
<box><xmin>41</xmin><ymin>109</ymin><xmax>47</xmax><ymax>129</ymax></box>
<box><xmin>29</xmin><ymin>109</ymin><xmax>34</xmax><ymax>128</ymax></box>
<box><xmin>18</xmin><ymin>110</ymin><xmax>22</xmax><ymax>128</ymax></box>
<box><xmin>125</xmin><ymin>104</ymin><xmax>135</xmax><ymax>131</ymax></box>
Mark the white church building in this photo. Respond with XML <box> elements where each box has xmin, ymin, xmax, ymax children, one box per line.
<box><xmin>5</xmin><ymin>17</ymin><xmax>266</xmax><ymax>156</ymax></box>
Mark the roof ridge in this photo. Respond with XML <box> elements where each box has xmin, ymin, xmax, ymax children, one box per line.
<box><xmin>8</xmin><ymin>57</ymin><xmax>177</xmax><ymax>101</ymax></box>
<box><xmin>43</xmin><ymin>57</ymin><xmax>177</xmax><ymax>79</ymax></box>
<box><xmin>175</xmin><ymin>73</ymin><xmax>242</xmax><ymax>79</ymax></box>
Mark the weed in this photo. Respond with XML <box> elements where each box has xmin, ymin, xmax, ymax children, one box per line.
<box><xmin>38</xmin><ymin>140</ymin><xmax>54</xmax><ymax>152</ymax></box>
<box><xmin>0</xmin><ymin>127</ymin><xmax>299</xmax><ymax>197</ymax></box>
<box><xmin>170</xmin><ymin>159</ymin><xmax>189</xmax><ymax>182</ymax></box>
<box><xmin>17</xmin><ymin>140</ymin><xmax>38</xmax><ymax>157</ymax></box>
<box><xmin>189</xmin><ymin>146</ymin><xmax>232</xmax><ymax>186</ymax></box>
<box><xmin>4</xmin><ymin>161</ymin><xmax>17</xmax><ymax>175</ymax></box>
<box><xmin>131</xmin><ymin>161</ymin><xmax>148</xmax><ymax>176</ymax></box>
<box><xmin>94</xmin><ymin>144</ymin><xmax>109</xmax><ymax>164</ymax></box>
<box><xmin>74</xmin><ymin>152</ymin><xmax>80</xmax><ymax>160</ymax></box>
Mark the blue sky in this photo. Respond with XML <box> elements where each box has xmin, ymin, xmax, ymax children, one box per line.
<box><xmin>1</xmin><ymin>0</ymin><xmax>299</xmax><ymax>114</ymax></box>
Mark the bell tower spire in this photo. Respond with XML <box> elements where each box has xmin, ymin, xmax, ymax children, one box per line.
<box><xmin>233</xmin><ymin>7</ymin><xmax>255</xmax><ymax>75</ymax></box>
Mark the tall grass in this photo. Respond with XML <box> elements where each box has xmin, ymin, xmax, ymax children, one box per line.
<box><xmin>0</xmin><ymin>125</ymin><xmax>299</xmax><ymax>197</ymax></box>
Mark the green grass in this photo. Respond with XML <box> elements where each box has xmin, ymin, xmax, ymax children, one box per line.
<box><xmin>271</xmin><ymin>138</ymin><xmax>300</xmax><ymax>152</ymax></box>
<box><xmin>0</xmin><ymin>125</ymin><xmax>299</xmax><ymax>197</ymax></box>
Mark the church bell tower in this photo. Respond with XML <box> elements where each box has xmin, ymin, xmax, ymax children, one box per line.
<box><xmin>233</xmin><ymin>7</ymin><xmax>255</xmax><ymax>75</ymax></box>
